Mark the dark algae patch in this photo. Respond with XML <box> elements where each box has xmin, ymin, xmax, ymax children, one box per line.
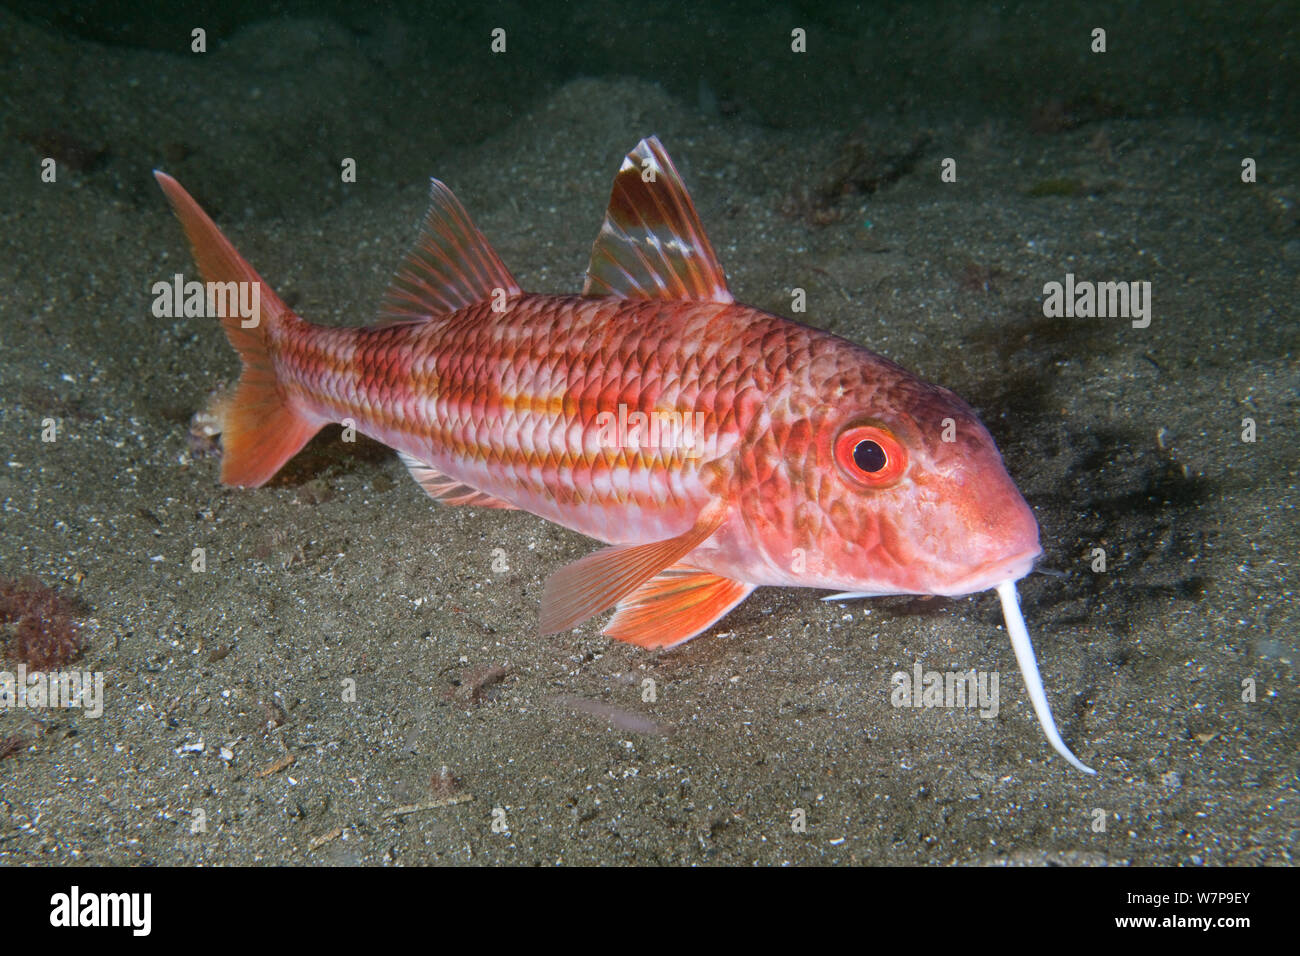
<box><xmin>0</xmin><ymin>576</ymin><xmax>86</xmax><ymax>670</ymax></box>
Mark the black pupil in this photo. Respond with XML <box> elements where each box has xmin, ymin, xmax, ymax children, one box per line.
<box><xmin>853</xmin><ymin>440</ymin><xmax>887</xmax><ymax>473</ymax></box>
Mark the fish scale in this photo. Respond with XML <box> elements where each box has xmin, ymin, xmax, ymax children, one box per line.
<box><xmin>156</xmin><ymin>135</ymin><xmax>1096</xmax><ymax>773</ymax></box>
<box><xmin>275</xmin><ymin>295</ymin><xmax>746</xmax><ymax>538</ymax></box>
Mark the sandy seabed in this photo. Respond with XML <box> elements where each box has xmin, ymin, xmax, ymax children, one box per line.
<box><xmin>0</xmin><ymin>11</ymin><xmax>1295</xmax><ymax>865</ymax></box>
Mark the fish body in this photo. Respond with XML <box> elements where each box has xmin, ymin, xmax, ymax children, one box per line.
<box><xmin>156</xmin><ymin>137</ymin><xmax>1094</xmax><ymax>773</ymax></box>
<box><xmin>260</xmin><ymin>293</ymin><xmax>1033</xmax><ymax>593</ymax></box>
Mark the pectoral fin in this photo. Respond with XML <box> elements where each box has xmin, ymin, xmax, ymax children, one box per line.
<box><xmin>539</xmin><ymin>504</ymin><xmax>728</xmax><ymax>636</ymax></box>
<box><xmin>603</xmin><ymin>565</ymin><xmax>755</xmax><ymax>649</ymax></box>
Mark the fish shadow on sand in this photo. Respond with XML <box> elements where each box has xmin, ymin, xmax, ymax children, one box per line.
<box><xmin>958</xmin><ymin>296</ymin><xmax>1129</xmax><ymax>368</ymax></box>
<box><xmin>258</xmin><ymin>425</ymin><xmax>393</xmax><ymax>487</ymax></box>
<box><xmin>1035</xmin><ymin>437</ymin><xmax>1214</xmax><ymax>626</ymax></box>
<box><xmin>958</xmin><ymin>355</ymin><xmax>1215</xmax><ymax>657</ymax></box>
<box><xmin>865</xmin><ymin>595</ymin><xmax>963</xmax><ymax>619</ymax></box>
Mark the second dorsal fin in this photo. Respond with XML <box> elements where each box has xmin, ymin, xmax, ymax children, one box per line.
<box><xmin>582</xmin><ymin>136</ymin><xmax>733</xmax><ymax>304</ymax></box>
<box><xmin>397</xmin><ymin>451</ymin><xmax>519</xmax><ymax>509</ymax></box>
<box><xmin>379</xmin><ymin>179</ymin><xmax>521</xmax><ymax>321</ymax></box>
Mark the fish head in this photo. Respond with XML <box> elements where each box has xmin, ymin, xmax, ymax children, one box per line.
<box><xmin>740</xmin><ymin>345</ymin><xmax>1040</xmax><ymax>596</ymax></box>
<box><xmin>735</xmin><ymin>338</ymin><xmax>1096</xmax><ymax>774</ymax></box>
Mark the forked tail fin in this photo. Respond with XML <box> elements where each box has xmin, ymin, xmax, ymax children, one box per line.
<box><xmin>154</xmin><ymin>171</ymin><xmax>320</xmax><ymax>486</ymax></box>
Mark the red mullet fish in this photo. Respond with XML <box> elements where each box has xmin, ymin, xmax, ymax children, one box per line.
<box><xmin>156</xmin><ymin>136</ymin><xmax>1095</xmax><ymax>773</ymax></box>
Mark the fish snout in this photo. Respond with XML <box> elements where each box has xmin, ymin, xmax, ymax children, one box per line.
<box><xmin>948</xmin><ymin>483</ymin><xmax>1042</xmax><ymax>592</ymax></box>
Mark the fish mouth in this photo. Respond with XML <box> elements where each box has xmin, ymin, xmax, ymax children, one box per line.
<box><xmin>941</xmin><ymin>547</ymin><xmax>1041</xmax><ymax>595</ymax></box>
<box><xmin>825</xmin><ymin>548</ymin><xmax>1041</xmax><ymax>600</ymax></box>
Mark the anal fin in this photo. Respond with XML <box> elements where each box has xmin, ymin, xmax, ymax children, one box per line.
<box><xmin>398</xmin><ymin>451</ymin><xmax>518</xmax><ymax>509</ymax></box>
<box><xmin>603</xmin><ymin>565</ymin><xmax>755</xmax><ymax>649</ymax></box>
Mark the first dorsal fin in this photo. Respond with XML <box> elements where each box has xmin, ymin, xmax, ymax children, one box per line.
<box><xmin>379</xmin><ymin>179</ymin><xmax>521</xmax><ymax>322</ymax></box>
<box><xmin>582</xmin><ymin>136</ymin><xmax>733</xmax><ymax>304</ymax></box>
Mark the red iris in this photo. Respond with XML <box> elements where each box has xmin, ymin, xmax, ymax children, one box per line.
<box><xmin>834</xmin><ymin>425</ymin><xmax>907</xmax><ymax>488</ymax></box>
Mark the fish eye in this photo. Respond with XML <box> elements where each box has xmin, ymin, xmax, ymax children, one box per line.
<box><xmin>834</xmin><ymin>424</ymin><xmax>907</xmax><ymax>488</ymax></box>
